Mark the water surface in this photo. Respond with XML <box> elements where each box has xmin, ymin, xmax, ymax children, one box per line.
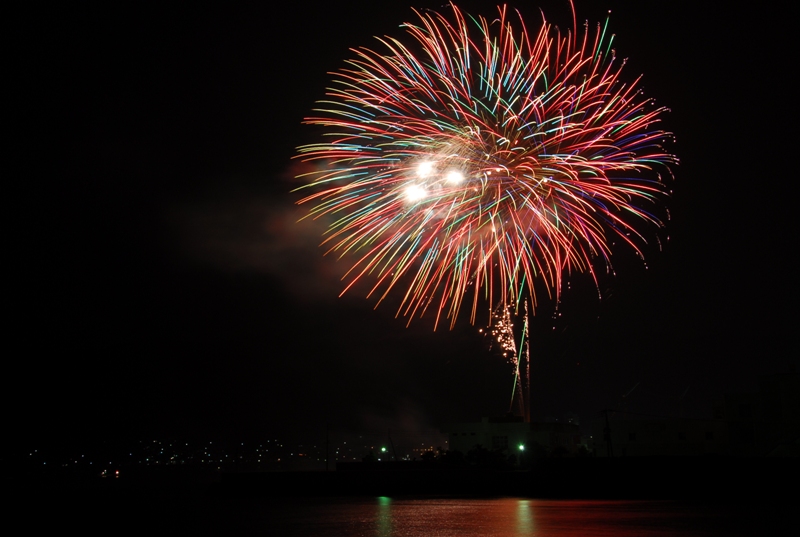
<box><xmin>210</xmin><ymin>497</ymin><xmax>771</xmax><ymax>536</ymax></box>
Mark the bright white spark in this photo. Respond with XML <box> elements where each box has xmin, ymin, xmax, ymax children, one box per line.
<box><xmin>405</xmin><ymin>184</ymin><xmax>428</xmax><ymax>202</ymax></box>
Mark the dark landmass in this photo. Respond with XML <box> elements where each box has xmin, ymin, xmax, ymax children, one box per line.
<box><xmin>13</xmin><ymin>456</ymin><xmax>798</xmax><ymax>502</ymax></box>
<box><xmin>215</xmin><ymin>458</ymin><xmax>798</xmax><ymax>500</ymax></box>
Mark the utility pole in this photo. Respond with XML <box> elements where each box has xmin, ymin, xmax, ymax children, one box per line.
<box><xmin>388</xmin><ymin>429</ymin><xmax>398</xmax><ymax>461</ymax></box>
<box><xmin>602</xmin><ymin>409</ymin><xmax>614</xmax><ymax>457</ymax></box>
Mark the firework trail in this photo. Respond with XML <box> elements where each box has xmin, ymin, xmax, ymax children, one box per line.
<box><xmin>295</xmin><ymin>3</ymin><xmax>676</xmax><ymax>329</ymax></box>
<box><xmin>481</xmin><ymin>299</ymin><xmax>530</xmax><ymax>418</ymax></box>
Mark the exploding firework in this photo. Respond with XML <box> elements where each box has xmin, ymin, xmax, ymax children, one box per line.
<box><xmin>295</xmin><ymin>3</ymin><xmax>676</xmax><ymax>329</ymax></box>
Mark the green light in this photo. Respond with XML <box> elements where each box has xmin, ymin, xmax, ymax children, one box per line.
<box><xmin>518</xmin><ymin>444</ymin><xmax>525</xmax><ymax>451</ymax></box>
<box><xmin>381</xmin><ymin>447</ymin><xmax>387</xmax><ymax>452</ymax></box>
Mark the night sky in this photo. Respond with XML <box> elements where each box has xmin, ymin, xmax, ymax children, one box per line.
<box><xmin>9</xmin><ymin>1</ymin><xmax>795</xmax><ymax>450</ymax></box>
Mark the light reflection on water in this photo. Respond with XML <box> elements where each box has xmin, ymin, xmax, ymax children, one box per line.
<box><xmin>261</xmin><ymin>497</ymin><xmax>756</xmax><ymax>537</ymax></box>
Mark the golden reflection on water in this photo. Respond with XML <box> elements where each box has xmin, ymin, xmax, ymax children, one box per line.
<box><xmin>348</xmin><ymin>497</ymin><xmax>719</xmax><ymax>537</ymax></box>
<box><xmin>516</xmin><ymin>499</ymin><xmax>534</xmax><ymax>535</ymax></box>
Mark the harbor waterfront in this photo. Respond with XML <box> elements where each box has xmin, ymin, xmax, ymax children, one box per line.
<box><xmin>15</xmin><ymin>453</ymin><xmax>796</xmax><ymax>535</ymax></box>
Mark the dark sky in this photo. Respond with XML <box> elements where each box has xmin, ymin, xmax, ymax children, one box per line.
<box><xmin>9</xmin><ymin>1</ymin><xmax>795</xmax><ymax>448</ymax></box>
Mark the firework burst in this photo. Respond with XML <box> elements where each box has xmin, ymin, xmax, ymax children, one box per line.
<box><xmin>295</xmin><ymin>3</ymin><xmax>676</xmax><ymax>329</ymax></box>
